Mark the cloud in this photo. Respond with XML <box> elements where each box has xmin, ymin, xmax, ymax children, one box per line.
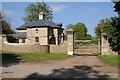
<box><xmin>79</xmin><ymin>7</ymin><xmax>99</xmax><ymax>17</ymax></box>
<box><xmin>50</xmin><ymin>4</ymin><xmax>67</xmax><ymax>12</ymax></box>
<box><xmin>3</xmin><ymin>10</ymin><xmax>14</xmax><ymax>15</ymax></box>
<box><xmin>87</xmin><ymin>7</ymin><xmax>99</xmax><ymax>12</ymax></box>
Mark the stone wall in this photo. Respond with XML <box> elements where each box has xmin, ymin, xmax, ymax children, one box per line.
<box><xmin>2</xmin><ymin>43</ymin><xmax>49</xmax><ymax>53</ymax></box>
<box><xmin>50</xmin><ymin>41</ymin><xmax>67</xmax><ymax>54</ymax></box>
<box><xmin>1</xmin><ymin>35</ymin><xmax>49</xmax><ymax>53</ymax></box>
<box><xmin>0</xmin><ymin>35</ymin><xmax>68</xmax><ymax>54</ymax></box>
<box><xmin>101</xmin><ymin>33</ymin><xmax>118</xmax><ymax>55</ymax></box>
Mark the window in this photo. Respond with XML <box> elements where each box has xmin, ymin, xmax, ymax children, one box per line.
<box><xmin>36</xmin><ymin>29</ymin><xmax>38</xmax><ymax>33</ymax></box>
<box><xmin>35</xmin><ymin>37</ymin><xmax>39</xmax><ymax>43</ymax></box>
<box><xmin>22</xmin><ymin>39</ymin><xmax>25</xmax><ymax>43</ymax></box>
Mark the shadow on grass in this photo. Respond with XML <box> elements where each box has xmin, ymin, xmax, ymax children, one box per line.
<box><xmin>0</xmin><ymin>52</ymin><xmax>21</xmax><ymax>67</ymax></box>
<box><xmin>24</xmin><ymin>65</ymin><xmax>113</xmax><ymax>79</ymax></box>
<box><xmin>74</xmin><ymin>53</ymin><xmax>100</xmax><ymax>56</ymax></box>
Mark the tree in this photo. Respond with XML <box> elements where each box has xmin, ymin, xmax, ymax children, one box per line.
<box><xmin>72</xmin><ymin>22</ymin><xmax>91</xmax><ymax>40</ymax></box>
<box><xmin>94</xmin><ymin>1</ymin><xmax>120</xmax><ymax>54</ymax></box>
<box><xmin>0</xmin><ymin>13</ymin><xmax>3</xmax><ymax>35</ymax></box>
<box><xmin>23</xmin><ymin>2</ymin><xmax>52</xmax><ymax>22</ymax></box>
<box><xmin>113</xmin><ymin>1</ymin><xmax>120</xmax><ymax>17</ymax></box>
<box><xmin>0</xmin><ymin>11</ymin><xmax>16</xmax><ymax>43</ymax></box>
<box><xmin>86</xmin><ymin>34</ymin><xmax>92</xmax><ymax>40</ymax></box>
<box><xmin>102</xmin><ymin>1</ymin><xmax>120</xmax><ymax>55</ymax></box>
<box><xmin>114</xmin><ymin>1</ymin><xmax>120</xmax><ymax>54</ymax></box>
<box><xmin>104</xmin><ymin>17</ymin><xmax>120</xmax><ymax>54</ymax></box>
<box><xmin>94</xmin><ymin>18</ymin><xmax>110</xmax><ymax>40</ymax></box>
<box><xmin>0</xmin><ymin>11</ymin><xmax>14</xmax><ymax>35</ymax></box>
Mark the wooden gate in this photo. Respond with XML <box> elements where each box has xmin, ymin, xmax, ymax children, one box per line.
<box><xmin>74</xmin><ymin>40</ymin><xmax>99</xmax><ymax>56</ymax></box>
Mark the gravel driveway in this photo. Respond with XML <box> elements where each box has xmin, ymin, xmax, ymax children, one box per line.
<box><xmin>1</xmin><ymin>56</ymin><xmax>119</xmax><ymax>79</ymax></box>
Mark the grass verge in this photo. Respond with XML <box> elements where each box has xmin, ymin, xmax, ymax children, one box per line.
<box><xmin>1</xmin><ymin>52</ymin><xmax>71</xmax><ymax>62</ymax></box>
<box><xmin>98</xmin><ymin>55</ymin><xmax>119</xmax><ymax>64</ymax></box>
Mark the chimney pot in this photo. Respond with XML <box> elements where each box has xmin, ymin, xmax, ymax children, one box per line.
<box><xmin>39</xmin><ymin>12</ymin><xmax>44</xmax><ymax>20</ymax></box>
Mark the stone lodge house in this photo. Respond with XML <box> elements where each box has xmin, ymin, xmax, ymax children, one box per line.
<box><xmin>15</xmin><ymin>12</ymin><xmax>64</xmax><ymax>45</ymax></box>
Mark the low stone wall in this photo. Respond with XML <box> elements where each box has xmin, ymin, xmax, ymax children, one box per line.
<box><xmin>2</xmin><ymin>43</ymin><xmax>49</xmax><ymax>53</ymax></box>
<box><xmin>1</xmin><ymin>35</ymin><xmax>68</xmax><ymax>54</ymax></box>
<box><xmin>1</xmin><ymin>35</ymin><xmax>49</xmax><ymax>53</ymax></box>
<box><xmin>108</xmin><ymin>47</ymin><xmax>118</xmax><ymax>55</ymax></box>
<box><xmin>1</xmin><ymin>35</ymin><xmax>67</xmax><ymax>54</ymax></box>
<box><xmin>50</xmin><ymin>41</ymin><xmax>67</xmax><ymax>54</ymax></box>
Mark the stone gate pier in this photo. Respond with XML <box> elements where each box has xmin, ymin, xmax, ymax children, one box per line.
<box><xmin>66</xmin><ymin>28</ymin><xmax>74</xmax><ymax>55</ymax></box>
<box><xmin>101</xmin><ymin>33</ymin><xmax>109</xmax><ymax>55</ymax></box>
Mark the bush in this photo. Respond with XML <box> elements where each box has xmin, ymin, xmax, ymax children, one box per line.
<box><xmin>7</xmin><ymin>34</ymin><xmax>17</xmax><ymax>43</ymax></box>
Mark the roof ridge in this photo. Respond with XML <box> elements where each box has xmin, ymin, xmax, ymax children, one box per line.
<box><xmin>16</xmin><ymin>20</ymin><xmax>62</xmax><ymax>30</ymax></box>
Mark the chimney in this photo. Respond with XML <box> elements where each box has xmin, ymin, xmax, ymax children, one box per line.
<box><xmin>39</xmin><ymin>12</ymin><xmax>44</xmax><ymax>20</ymax></box>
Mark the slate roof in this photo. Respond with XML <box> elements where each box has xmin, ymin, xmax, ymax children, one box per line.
<box><xmin>14</xmin><ymin>32</ymin><xmax>27</xmax><ymax>39</ymax></box>
<box><xmin>16</xmin><ymin>20</ymin><xmax>62</xmax><ymax>30</ymax></box>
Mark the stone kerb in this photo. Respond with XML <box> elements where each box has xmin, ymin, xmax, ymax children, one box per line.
<box><xmin>66</xmin><ymin>28</ymin><xmax>74</xmax><ymax>55</ymax></box>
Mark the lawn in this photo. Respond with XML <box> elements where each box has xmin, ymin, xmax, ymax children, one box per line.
<box><xmin>98</xmin><ymin>55</ymin><xmax>119</xmax><ymax>64</ymax></box>
<box><xmin>1</xmin><ymin>52</ymin><xmax>71</xmax><ymax>62</ymax></box>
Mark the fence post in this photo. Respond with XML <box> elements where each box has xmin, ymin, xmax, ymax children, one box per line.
<box><xmin>98</xmin><ymin>39</ymin><xmax>101</xmax><ymax>54</ymax></box>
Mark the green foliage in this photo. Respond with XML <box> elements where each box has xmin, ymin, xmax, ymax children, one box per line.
<box><xmin>74</xmin><ymin>40</ymin><xmax>97</xmax><ymax>46</ymax></box>
<box><xmin>0</xmin><ymin>12</ymin><xmax>3</xmax><ymax>19</ymax></box>
<box><xmin>94</xmin><ymin>18</ymin><xmax>110</xmax><ymax>40</ymax></box>
<box><xmin>2</xmin><ymin>20</ymin><xmax>14</xmax><ymax>34</ymax></box>
<box><xmin>0</xmin><ymin>11</ymin><xmax>14</xmax><ymax>35</ymax></box>
<box><xmin>6</xmin><ymin>34</ymin><xmax>17</xmax><ymax>43</ymax></box>
<box><xmin>0</xmin><ymin>11</ymin><xmax>16</xmax><ymax>43</ymax></box>
<box><xmin>95</xmin><ymin>2</ymin><xmax>120</xmax><ymax>54</ymax></box>
<box><xmin>86</xmin><ymin>34</ymin><xmax>92</xmax><ymax>40</ymax></box>
<box><xmin>23</xmin><ymin>2</ymin><xmax>52</xmax><ymax>23</ymax></box>
<box><xmin>95</xmin><ymin>17</ymin><xmax>120</xmax><ymax>54</ymax></box>
<box><xmin>98</xmin><ymin>55</ymin><xmax>119</xmax><ymax>64</ymax></box>
<box><xmin>104</xmin><ymin>17</ymin><xmax>120</xmax><ymax>52</ymax></box>
<box><xmin>114</xmin><ymin>1</ymin><xmax>120</xmax><ymax>17</ymax></box>
<box><xmin>72</xmin><ymin>22</ymin><xmax>92</xmax><ymax>40</ymax></box>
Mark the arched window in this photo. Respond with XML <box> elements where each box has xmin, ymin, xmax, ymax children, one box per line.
<box><xmin>36</xmin><ymin>29</ymin><xmax>38</xmax><ymax>33</ymax></box>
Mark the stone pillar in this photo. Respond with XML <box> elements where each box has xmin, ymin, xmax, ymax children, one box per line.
<box><xmin>2</xmin><ymin>34</ymin><xmax>7</xmax><ymax>42</ymax></box>
<box><xmin>101</xmin><ymin>33</ymin><xmax>109</xmax><ymax>55</ymax></box>
<box><xmin>19</xmin><ymin>39</ymin><xmax>22</xmax><ymax>44</ymax></box>
<box><xmin>1</xmin><ymin>34</ymin><xmax>7</xmax><ymax>51</ymax></box>
<box><xmin>66</xmin><ymin>28</ymin><xmax>74</xmax><ymax>55</ymax></box>
<box><xmin>55</xmin><ymin>37</ymin><xmax>58</xmax><ymax>45</ymax></box>
<box><xmin>98</xmin><ymin>39</ymin><xmax>101</xmax><ymax>54</ymax></box>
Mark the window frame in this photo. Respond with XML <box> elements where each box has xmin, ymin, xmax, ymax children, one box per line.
<box><xmin>35</xmin><ymin>37</ymin><xmax>39</xmax><ymax>43</ymax></box>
